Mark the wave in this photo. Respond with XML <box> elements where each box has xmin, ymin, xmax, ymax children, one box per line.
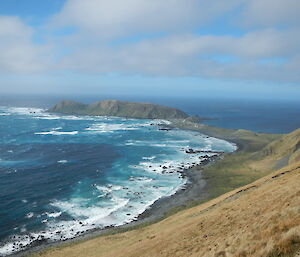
<box><xmin>35</xmin><ymin>131</ymin><xmax>78</xmax><ymax>135</ymax></box>
<box><xmin>125</xmin><ymin>140</ymin><xmax>188</xmax><ymax>148</ymax></box>
<box><xmin>45</xmin><ymin>212</ymin><xmax>62</xmax><ymax>218</ymax></box>
<box><xmin>57</xmin><ymin>160</ymin><xmax>68</xmax><ymax>164</ymax></box>
<box><xmin>0</xmin><ymin>106</ymin><xmax>114</xmax><ymax>121</ymax></box>
<box><xmin>142</xmin><ymin>156</ymin><xmax>156</xmax><ymax>160</ymax></box>
<box><xmin>85</xmin><ymin>123</ymin><xmax>143</xmax><ymax>133</ymax></box>
<box><xmin>26</xmin><ymin>213</ymin><xmax>34</xmax><ymax>219</ymax></box>
<box><xmin>0</xmin><ymin>107</ymin><xmax>46</xmax><ymax>118</ymax></box>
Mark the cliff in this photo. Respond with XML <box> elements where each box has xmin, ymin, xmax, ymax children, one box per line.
<box><xmin>47</xmin><ymin>100</ymin><xmax>189</xmax><ymax>119</ymax></box>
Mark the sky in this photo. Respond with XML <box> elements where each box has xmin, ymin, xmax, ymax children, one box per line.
<box><xmin>0</xmin><ymin>0</ymin><xmax>299</xmax><ymax>100</ymax></box>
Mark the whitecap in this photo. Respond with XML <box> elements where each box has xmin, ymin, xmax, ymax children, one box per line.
<box><xmin>51</xmin><ymin>196</ymin><xmax>129</xmax><ymax>223</ymax></box>
<box><xmin>35</xmin><ymin>131</ymin><xmax>78</xmax><ymax>135</ymax></box>
<box><xmin>85</xmin><ymin>123</ymin><xmax>140</xmax><ymax>133</ymax></box>
<box><xmin>26</xmin><ymin>212</ymin><xmax>34</xmax><ymax>219</ymax></box>
<box><xmin>3</xmin><ymin>107</ymin><xmax>45</xmax><ymax>116</ymax></box>
<box><xmin>46</xmin><ymin>212</ymin><xmax>62</xmax><ymax>218</ymax></box>
<box><xmin>96</xmin><ymin>184</ymin><xmax>123</xmax><ymax>195</ymax></box>
<box><xmin>57</xmin><ymin>160</ymin><xmax>68</xmax><ymax>164</ymax></box>
<box><xmin>150</xmin><ymin>143</ymin><xmax>167</xmax><ymax>147</ymax></box>
<box><xmin>142</xmin><ymin>156</ymin><xmax>156</xmax><ymax>160</ymax></box>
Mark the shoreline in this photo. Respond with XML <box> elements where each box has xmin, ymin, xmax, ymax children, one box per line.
<box><xmin>12</xmin><ymin>157</ymin><xmax>220</xmax><ymax>257</ymax></box>
<box><xmin>8</xmin><ymin>123</ymin><xmax>240</xmax><ymax>257</ymax></box>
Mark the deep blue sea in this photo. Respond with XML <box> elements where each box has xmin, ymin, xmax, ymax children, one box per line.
<box><xmin>0</xmin><ymin>105</ymin><xmax>236</xmax><ymax>256</ymax></box>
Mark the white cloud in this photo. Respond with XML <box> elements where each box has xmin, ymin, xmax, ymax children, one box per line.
<box><xmin>52</xmin><ymin>0</ymin><xmax>241</xmax><ymax>39</ymax></box>
<box><xmin>56</xmin><ymin>29</ymin><xmax>300</xmax><ymax>81</ymax></box>
<box><xmin>1</xmin><ymin>0</ymin><xmax>300</xmax><ymax>85</ymax></box>
<box><xmin>240</xmin><ymin>0</ymin><xmax>300</xmax><ymax>27</ymax></box>
<box><xmin>0</xmin><ymin>16</ymin><xmax>52</xmax><ymax>73</ymax></box>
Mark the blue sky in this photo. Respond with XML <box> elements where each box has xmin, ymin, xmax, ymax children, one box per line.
<box><xmin>0</xmin><ymin>0</ymin><xmax>299</xmax><ymax>100</ymax></box>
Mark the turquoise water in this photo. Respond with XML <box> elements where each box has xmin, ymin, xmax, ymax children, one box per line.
<box><xmin>0</xmin><ymin>106</ymin><xmax>236</xmax><ymax>255</ymax></box>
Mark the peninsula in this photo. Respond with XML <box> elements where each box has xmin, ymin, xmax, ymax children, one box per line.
<box><xmin>48</xmin><ymin>100</ymin><xmax>189</xmax><ymax>119</ymax></box>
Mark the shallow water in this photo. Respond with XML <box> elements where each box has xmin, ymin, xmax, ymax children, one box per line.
<box><xmin>0</xmin><ymin>106</ymin><xmax>236</xmax><ymax>255</ymax></box>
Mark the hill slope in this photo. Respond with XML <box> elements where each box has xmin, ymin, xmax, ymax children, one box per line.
<box><xmin>47</xmin><ymin>100</ymin><xmax>189</xmax><ymax>119</ymax></box>
<box><xmin>263</xmin><ymin>128</ymin><xmax>300</xmax><ymax>165</ymax></box>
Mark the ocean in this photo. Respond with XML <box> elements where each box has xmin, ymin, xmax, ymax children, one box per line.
<box><xmin>0</xmin><ymin>105</ymin><xmax>236</xmax><ymax>256</ymax></box>
<box><xmin>0</xmin><ymin>94</ymin><xmax>299</xmax><ymax>255</ymax></box>
<box><xmin>1</xmin><ymin>94</ymin><xmax>299</xmax><ymax>133</ymax></box>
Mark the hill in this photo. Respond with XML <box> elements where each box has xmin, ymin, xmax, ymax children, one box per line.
<box><xmin>47</xmin><ymin>100</ymin><xmax>189</xmax><ymax>119</ymax></box>
<box><xmin>32</xmin><ymin>128</ymin><xmax>300</xmax><ymax>257</ymax></box>
<box><xmin>262</xmin><ymin>128</ymin><xmax>300</xmax><ymax>165</ymax></box>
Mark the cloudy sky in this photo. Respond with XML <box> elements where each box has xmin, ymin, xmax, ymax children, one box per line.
<box><xmin>0</xmin><ymin>0</ymin><xmax>299</xmax><ymax>100</ymax></box>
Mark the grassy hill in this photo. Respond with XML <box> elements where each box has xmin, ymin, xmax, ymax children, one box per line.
<box><xmin>31</xmin><ymin>128</ymin><xmax>300</xmax><ymax>257</ymax></box>
<box><xmin>262</xmin><ymin>128</ymin><xmax>300</xmax><ymax>165</ymax></box>
<box><xmin>47</xmin><ymin>100</ymin><xmax>189</xmax><ymax>119</ymax></box>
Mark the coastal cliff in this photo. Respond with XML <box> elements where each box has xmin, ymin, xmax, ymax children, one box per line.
<box><xmin>48</xmin><ymin>100</ymin><xmax>189</xmax><ymax>119</ymax></box>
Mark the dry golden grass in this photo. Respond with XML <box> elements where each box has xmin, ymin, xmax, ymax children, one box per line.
<box><xmin>33</xmin><ymin>162</ymin><xmax>300</xmax><ymax>257</ymax></box>
<box><xmin>200</xmin><ymin>127</ymin><xmax>300</xmax><ymax>201</ymax></box>
<box><xmin>262</xmin><ymin>128</ymin><xmax>300</xmax><ymax>165</ymax></box>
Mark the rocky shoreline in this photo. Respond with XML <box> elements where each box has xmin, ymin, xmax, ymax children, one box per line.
<box><xmin>8</xmin><ymin>124</ymin><xmax>238</xmax><ymax>257</ymax></box>
<box><xmin>10</xmin><ymin>147</ymin><xmax>228</xmax><ymax>257</ymax></box>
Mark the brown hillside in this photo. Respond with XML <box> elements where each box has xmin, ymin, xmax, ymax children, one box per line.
<box><xmin>35</xmin><ymin>162</ymin><xmax>300</xmax><ymax>257</ymax></box>
<box><xmin>263</xmin><ymin>128</ymin><xmax>300</xmax><ymax>165</ymax></box>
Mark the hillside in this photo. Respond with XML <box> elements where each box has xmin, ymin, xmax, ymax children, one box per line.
<box><xmin>171</xmin><ymin>123</ymin><xmax>299</xmax><ymax>202</ymax></box>
<box><xmin>262</xmin><ymin>128</ymin><xmax>300</xmax><ymax>165</ymax></box>
<box><xmin>32</xmin><ymin>129</ymin><xmax>300</xmax><ymax>257</ymax></box>
<box><xmin>47</xmin><ymin>100</ymin><xmax>189</xmax><ymax>119</ymax></box>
